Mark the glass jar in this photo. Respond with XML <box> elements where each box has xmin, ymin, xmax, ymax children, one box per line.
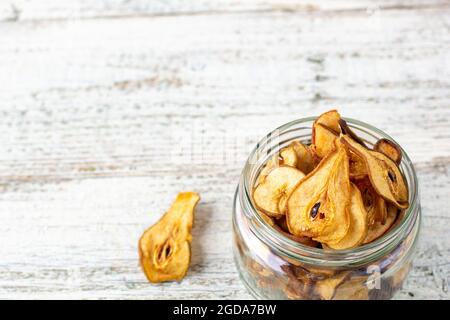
<box><xmin>232</xmin><ymin>117</ymin><xmax>421</xmax><ymax>300</ymax></box>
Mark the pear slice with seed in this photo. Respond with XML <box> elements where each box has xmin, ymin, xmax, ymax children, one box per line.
<box><xmin>341</xmin><ymin>135</ymin><xmax>409</xmax><ymax>209</ymax></box>
<box><xmin>253</xmin><ymin>166</ymin><xmax>305</xmax><ymax>217</ymax></box>
<box><xmin>287</xmin><ymin>145</ymin><xmax>350</xmax><ymax>240</ymax></box>
<box><xmin>312</xmin><ymin>145</ymin><xmax>351</xmax><ymax>244</ymax></box>
<box><xmin>139</xmin><ymin>192</ymin><xmax>200</xmax><ymax>283</ymax></box>
<box><xmin>371</xmin><ymin>151</ymin><xmax>409</xmax><ymax>205</ymax></box>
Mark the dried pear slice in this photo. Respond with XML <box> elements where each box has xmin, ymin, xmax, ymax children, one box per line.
<box><xmin>341</xmin><ymin>135</ymin><xmax>409</xmax><ymax>209</ymax></box>
<box><xmin>338</xmin><ymin>119</ymin><xmax>367</xmax><ymax>147</ymax></box>
<box><xmin>253</xmin><ymin>166</ymin><xmax>305</xmax><ymax>217</ymax></box>
<box><xmin>333</xmin><ymin>276</ymin><xmax>369</xmax><ymax>300</ymax></box>
<box><xmin>287</xmin><ymin>146</ymin><xmax>350</xmax><ymax>241</ymax></box>
<box><xmin>371</xmin><ymin>151</ymin><xmax>409</xmax><ymax>207</ymax></box>
<box><xmin>357</xmin><ymin>183</ymin><xmax>375</xmax><ymax>227</ymax></box>
<box><xmin>315</xmin><ymin>272</ymin><xmax>349</xmax><ymax>300</ymax></box>
<box><xmin>326</xmin><ymin>184</ymin><xmax>368</xmax><ymax>250</ymax></box>
<box><xmin>248</xmin><ymin>259</ymin><xmax>274</xmax><ymax>278</ymax></box>
<box><xmin>312</xmin><ymin>123</ymin><xmax>338</xmax><ymax>158</ymax></box>
<box><xmin>314</xmin><ymin>109</ymin><xmax>341</xmax><ymax>134</ymax></box>
<box><xmin>284</xmin><ymin>283</ymin><xmax>308</xmax><ymax>300</ymax></box>
<box><xmin>139</xmin><ymin>192</ymin><xmax>200</xmax><ymax>283</ymax></box>
<box><xmin>275</xmin><ymin>216</ymin><xmax>290</xmax><ymax>233</ymax></box>
<box><xmin>363</xmin><ymin>204</ymin><xmax>398</xmax><ymax>244</ymax></box>
<box><xmin>374</xmin><ymin>138</ymin><xmax>402</xmax><ymax>165</ymax></box>
<box><xmin>282</xmin><ymin>265</ymin><xmax>312</xmax><ymax>300</ymax></box>
<box><xmin>302</xmin><ymin>265</ymin><xmax>337</xmax><ymax>279</ymax></box>
<box><xmin>312</xmin><ymin>110</ymin><xmax>341</xmax><ymax>158</ymax></box>
<box><xmin>349</xmin><ymin>151</ymin><xmax>367</xmax><ymax>179</ymax></box>
<box><xmin>354</xmin><ymin>177</ymin><xmax>384</xmax><ymax>227</ymax></box>
<box><xmin>280</xmin><ymin>231</ymin><xmax>320</xmax><ymax>247</ymax></box>
<box><xmin>256</xmin><ymin>154</ymin><xmax>282</xmax><ymax>186</ymax></box>
<box><xmin>258</xmin><ymin>211</ymin><xmax>276</xmax><ymax>227</ymax></box>
<box><xmin>279</xmin><ymin>146</ymin><xmax>298</xmax><ymax>167</ymax></box>
<box><xmin>287</xmin><ymin>150</ymin><xmax>340</xmax><ymax>237</ymax></box>
<box><xmin>313</xmin><ymin>147</ymin><xmax>351</xmax><ymax>244</ymax></box>
<box><xmin>272</xmin><ymin>217</ymin><xmax>319</xmax><ymax>247</ymax></box>
<box><xmin>256</xmin><ymin>146</ymin><xmax>298</xmax><ymax>186</ymax></box>
<box><xmin>389</xmin><ymin>208</ymin><xmax>407</xmax><ymax>231</ymax></box>
<box><xmin>290</xmin><ymin>141</ymin><xmax>315</xmax><ymax>174</ymax></box>
<box><xmin>277</xmin><ymin>196</ymin><xmax>290</xmax><ymax>216</ymax></box>
<box><xmin>375</xmin><ymin>196</ymin><xmax>387</xmax><ymax>225</ymax></box>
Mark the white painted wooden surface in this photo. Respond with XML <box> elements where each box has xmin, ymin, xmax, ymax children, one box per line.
<box><xmin>0</xmin><ymin>0</ymin><xmax>449</xmax><ymax>299</ymax></box>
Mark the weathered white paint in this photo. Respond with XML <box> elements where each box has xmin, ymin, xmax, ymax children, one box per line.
<box><xmin>0</xmin><ymin>0</ymin><xmax>448</xmax><ymax>299</ymax></box>
<box><xmin>1</xmin><ymin>0</ymin><xmax>448</xmax><ymax>21</ymax></box>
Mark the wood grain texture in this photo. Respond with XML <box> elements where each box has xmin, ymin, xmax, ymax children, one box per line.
<box><xmin>0</xmin><ymin>0</ymin><xmax>449</xmax><ymax>299</ymax></box>
<box><xmin>1</xmin><ymin>0</ymin><xmax>449</xmax><ymax>21</ymax></box>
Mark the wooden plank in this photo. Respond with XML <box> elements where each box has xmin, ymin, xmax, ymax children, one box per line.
<box><xmin>0</xmin><ymin>0</ymin><xmax>449</xmax><ymax>21</ymax></box>
<box><xmin>0</xmin><ymin>5</ymin><xmax>448</xmax><ymax>299</ymax></box>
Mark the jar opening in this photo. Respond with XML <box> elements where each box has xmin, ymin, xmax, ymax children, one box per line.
<box><xmin>239</xmin><ymin>117</ymin><xmax>419</xmax><ymax>267</ymax></box>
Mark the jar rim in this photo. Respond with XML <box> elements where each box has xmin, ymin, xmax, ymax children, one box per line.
<box><xmin>239</xmin><ymin>117</ymin><xmax>420</xmax><ymax>266</ymax></box>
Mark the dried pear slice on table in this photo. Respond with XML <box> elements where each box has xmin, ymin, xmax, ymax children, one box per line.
<box><xmin>139</xmin><ymin>192</ymin><xmax>200</xmax><ymax>283</ymax></box>
<box><xmin>374</xmin><ymin>138</ymin><xmax>402</xmax><ymax>165</ymax></box>
<box><xmin>253</xmin><ymin>166</ymin><xmax>305</xmax><ymax>217</ymax></box>
<box><xmin>341</xmin><ymin>135</ymin><xmax>409</xmax><ymax>209</ymax></box>
<box><xmin>287</xmin><ymin>145</ymin><xmax>350</xmax><ymax>242</ymax></box>
<box><xmin>326</xmin><ymin>183</ymin><xmax>368</xmax><ymax>250</ymax></box>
